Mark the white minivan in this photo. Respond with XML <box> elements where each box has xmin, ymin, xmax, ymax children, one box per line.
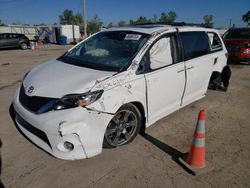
<box><xmin>12</xmin><ymin>25</ymin><xmax>230</xmax><ymax>160</ymax></box>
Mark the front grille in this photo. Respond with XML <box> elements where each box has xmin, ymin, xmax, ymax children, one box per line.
<box><xmin>19</xmin><ymin>85</ymin><xmax>54</xmax><ymax>114</ymax></box>
<box><xmin>15</xmin><ymin>113</ymin><xmax>51</xmax><ymax>148</ymax></box>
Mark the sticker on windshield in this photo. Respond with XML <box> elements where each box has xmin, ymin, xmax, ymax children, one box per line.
<box><xmin>125</xmin><ymin>34</ymin><xmax>141</xmax><ymax>40</ymax></box>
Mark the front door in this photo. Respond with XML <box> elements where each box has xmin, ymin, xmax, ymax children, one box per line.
<box><xmin>143</xmin><ymin>33</ymin><xmax>186</xmax><ymax>124</ymax></box>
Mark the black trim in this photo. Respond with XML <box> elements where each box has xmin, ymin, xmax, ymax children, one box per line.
<box><xmin>206</xmin><ymin>32</ymin><xmax>223</xmax><ymax>53</ymax></box>
<box><xmin>19</xmin><ymin>85</ymin><xmax>56</xmax><ymax>114</ymax></box>
<box><xmin>176</xmin><ymin>28</ymin><xmax>187</xmax><ymax>106</ymax></box>
<box><xmin>15</xmin><ymin>113</ymin><xmax>51</xmax><ymax>149</ymax></box>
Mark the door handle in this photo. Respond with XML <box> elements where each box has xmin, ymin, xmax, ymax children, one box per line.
<box><xmin>214</xmin><ymin>57</ymin><xmax>218</xmax><ymax>65</ymax></box>
<box><xmin>177</xmin><ymin>69</ymin><xmax>185</xmax><ymax>73</ymax></box>
<box><xmin>187</xmin><ymin>66</ymin><xmax>194</xmax><ymax>70</ymax></box>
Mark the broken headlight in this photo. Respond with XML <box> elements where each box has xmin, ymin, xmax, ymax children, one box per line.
<box><xmin>53</xmin><ymin>90</ymin><xmax>104</xmax><ymax>111</ymax></box>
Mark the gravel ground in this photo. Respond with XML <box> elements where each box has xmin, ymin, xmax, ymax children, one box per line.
<box><xmin>0</xmin><ymin>45</ymin><xmax>250</xmax><ymax>188</ymax></box>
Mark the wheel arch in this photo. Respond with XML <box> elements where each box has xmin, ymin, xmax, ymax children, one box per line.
<box><xmin>131</xmin><ymin>101</ymin><xmax>146</xmax><ymax>134</ymax></box>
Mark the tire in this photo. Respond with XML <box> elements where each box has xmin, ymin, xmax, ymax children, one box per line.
<box><xmin>103</xmin><ymin>103</ymin><xmax>142</xmax><ymax>148</ymax></box>
<box><xmin>208</xmin><ymin>72</ymin><xmax>221</xmax><ymax>90</ymax></box>
<box><xmin>221</xmin><ymin>65</ymin><xmax>231</xmax><ymax>89</ymax></box>
<box><xmin>20</xmin><ymin>43</ymin><xmax>28</xmax><ymax>50</ymax></box>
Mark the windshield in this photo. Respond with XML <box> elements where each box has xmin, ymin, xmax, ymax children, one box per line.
<box><xmin>58</xmin><ymin>31</ymin><xmax>150</xmax><ymax>72</ymax></box>
<box><xmin>224</xmin><ymin>29</ymin><xmax>250</xmax><ymax>40</ymax></box>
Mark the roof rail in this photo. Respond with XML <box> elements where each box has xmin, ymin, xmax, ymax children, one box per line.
<box><xmin>133</xmin><ymin>22</ymin><xmax>203</xmax><ymax>27</ymax></box>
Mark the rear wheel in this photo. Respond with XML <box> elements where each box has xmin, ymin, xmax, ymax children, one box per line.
<box><xmin>221</xmin><ymin>65</ymin><xmax>231</xmax><ymax>89</ymax></box>
<box><xmin>208</xmin><ymin>72</ymin><xmax>221</xmax><ymax>90</ymax></box>
<box><xmin>103</xmin><ymin>103</ymin><xmax>141</xmax><ymax>148</ymax></box>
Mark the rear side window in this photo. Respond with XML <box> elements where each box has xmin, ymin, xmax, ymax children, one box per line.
<box><xmin>207</xmin><ymin>32</ymin><xmax>223</xmax><ymax>51</ymax></box>
<box><xmin>180</xmin><ymin>32</ymin><xmax>210</xmax><ymax>61</ymax></box>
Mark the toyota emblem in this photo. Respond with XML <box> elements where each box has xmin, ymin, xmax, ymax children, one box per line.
<box><xmin>27</xmin><ymin>86</ymin><xmax>34</xmax><ymax>93</ymax></box>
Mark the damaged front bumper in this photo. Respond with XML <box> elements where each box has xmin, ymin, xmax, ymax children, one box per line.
<box><xmin>13</xmin><ymin>86</ymin><xmax>114</xmax><ymax>160</ymax></box>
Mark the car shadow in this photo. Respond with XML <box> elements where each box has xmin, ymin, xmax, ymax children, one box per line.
<box><xmin>227</xmin><ymin>59</ymin><xmax>250</xmax><ymax>66</ymax></box>
<box><xmin>141</xmin><ymin>132</ymin><xmax>195</xmax><ymax>175</ymax></box>
<box><xmin>0</xmin><ymin>139</ymin><xmax>5</xmax><ymax>188</ymax></box>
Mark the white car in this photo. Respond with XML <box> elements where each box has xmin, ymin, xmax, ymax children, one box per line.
<box><xmin>13</xmin><ymin>25</ymin><xmax>230</xmax><ymax>160</ymax></box>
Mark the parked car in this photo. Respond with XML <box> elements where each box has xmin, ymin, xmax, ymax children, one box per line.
<box><xmin>0</xmin><ymin>33</ymin><xmax>30</xmax><ymax>49</ymax></box>
<box><xmin>223</xmin><ymin>27</ymin><xmax>250</xmax><ymax>62</ymax></box>
<box><xmin>12</xmin><ymin>25</ymin><xmax>230</xmax><ymax>160</ymax></box>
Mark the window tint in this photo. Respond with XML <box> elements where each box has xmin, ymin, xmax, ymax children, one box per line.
<box><xmin>11</xmin><ymin>34</ymin><xmax>19</xmax><ymax>38</ymax></box>
<box><xmin>207</xmin><ymin>32</ymin><xmax>223</xmax><ymax>51</ymax></box>
<box><xmin>180</xmin><ymin>32</ymin><xmax>210</xmax><ymax>61</ymax></box>
<box><xmin>1</xmin><ymin>34</ymin><xmax>10</xmax><ymax>39</ymax></box>
<box><xmin>223</xmin><ymin>29</ymin><xmax>250</xmax><ymax>40</ymax></box>
<box><xmin>149</xmin><ymin>34</ymin><xmax>179</xmax><ymax>70</ymax></box>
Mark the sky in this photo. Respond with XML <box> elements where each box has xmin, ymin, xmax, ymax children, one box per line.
<box><xmin>0</xmin><ymin>0</ymin><xmax>249</xmax><ymax>28</ymax></box>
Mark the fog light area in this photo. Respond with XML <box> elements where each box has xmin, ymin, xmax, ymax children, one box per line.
<box><xmin>64</xmin><ymin>141</ymin><xmax>74</xmax><ymax>151</ymax></box>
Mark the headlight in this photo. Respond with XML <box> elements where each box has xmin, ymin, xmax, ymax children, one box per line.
<box><xmin>53</xmin><ymin>90</ymin><xmax>104</xmax><ymax>111</ymax></box>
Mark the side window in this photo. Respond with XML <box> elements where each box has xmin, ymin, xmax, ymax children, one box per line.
<box><xmin>207</xmin><ymin>32</ymin><xmax>223</xmax><ymax>51</ymax></box>
<box><xmin>149</xmin><ymin>35</ymin><xmax>179</xmax><ymax>70</ymax></box>
<box><xmin>2</xmin><ymin>34</ymin><xmax>10</xmax><ymax>39</ymax></box>
<box><xmin>12</xmin><ymin>34</ymin><xmax>18</xmax><ymax>38</ymax></box>
<box><xmin>180</xmin><ymin>32</ymin><xmax>210</xmax><ymax>61</ymax></box>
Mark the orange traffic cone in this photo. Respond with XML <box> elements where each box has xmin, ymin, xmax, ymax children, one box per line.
<box><xmin>35</xmin><ymin>42</ymin><xmax>39</xmax><ymax>49</ymax></box>
<box><xmin>178</xmin><ymin>109</ymin><xmax>211</xmax><ymax>175</ymax></box>
<box><xmin>186</xmin><ymin>109</ymin><xmax>206</xmax><ymax>168</ymax></box>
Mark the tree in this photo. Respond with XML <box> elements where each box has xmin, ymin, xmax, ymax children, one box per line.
<box><xmin>117</xmin><ymin>20</ymin><xmax>126</xmax><ymax>27</ymax></box>
<box><xmin>87</xmin><ymin>15</ymin><xmax>103</xmax><ymax>34</ymax></box>
<box><xmin>159</xmin><ymin>11</ymin><xmax>177</xmax><ymax>24</ymax></box>
<box><xmin>242</xmin><ymin>10</ymin><xmax>250</xmax><ymax>26</ymax></box>
<box><xmin>133</xmin><ymin>16</ymin><xmax>152</xmax><ymax>25</ymax></box>
<box><xmin>203</xmin><ymin>15</ymin><xmax>213</xmax><ymax>28</ymax></box>
<box><xmin>152</xmin><ymin>14</ymin><xmax>158</xmax><ymax>23</ymax></box>
<box><xmin>59</xmin><ymin>9</ymin><xmax>75</xmax><ymax>24</ymax></box>
<box><xmin>129</xmin><ymin>19</ymin><xmax>134</xmax><ymax>25</ymax></box>
<box><xmin>74</xmin><ymin>13</ymin><xmax>83</xmax><ymax>25</ymax></box>
<box><xmin>0</xmin><ymin>19</ymin><xmax>5</xmax><ymax>26</ymax></box>
<box><xmin>106</xmin><ymin>22</ymin><xmax>113</xmax><ymax>28</ymax></box>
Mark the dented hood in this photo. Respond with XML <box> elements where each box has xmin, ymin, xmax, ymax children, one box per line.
<box><xmin>23</xmin><ymin>59</ymin><xmax>115</xmax><ymax>98</ymax></box>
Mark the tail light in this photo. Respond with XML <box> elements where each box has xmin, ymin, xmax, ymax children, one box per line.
<box><xmin>243</xmin><ymin>49</ymin><xmax>250</xmax><ymax>54</ymax></box>
<box><xmin>239</xmin><ymin>42</ymin><xmax>250</xmax><ymax>49</ymax></box>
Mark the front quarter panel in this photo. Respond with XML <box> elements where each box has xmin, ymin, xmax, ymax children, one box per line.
<box><xmin>88</xmin><ymin>70</ymin><xmax>147</xmax><ymax>115</ymax></box>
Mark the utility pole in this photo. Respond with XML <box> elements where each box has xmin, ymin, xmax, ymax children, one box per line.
<box><xmin>83</xmin><ymin>0</ymin><xmax>87</xmax><ymax>38</ymax></box>
<box><xmin>229</xmin><ymin>19</ymin><xmax>232</xmax><ymax>28</ymax></box>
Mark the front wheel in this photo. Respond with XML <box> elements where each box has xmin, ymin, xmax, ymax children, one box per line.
<box><xmin>20</xmin><ymin>43</ymin><xmax>28</xmax><ymax>50</ymax></box>
<box><xmin>103</xmin><ymin>103</ymin><xmax>141</xmax><ymax>148</ymax></box>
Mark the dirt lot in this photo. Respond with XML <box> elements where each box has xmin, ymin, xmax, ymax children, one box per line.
<box><xmin>0</xmin><ymin>45</ymin><xmax>250</xmax><ymax>188</ymax></box>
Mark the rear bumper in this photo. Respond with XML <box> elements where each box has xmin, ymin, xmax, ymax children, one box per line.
<box><xmin>228</xmin><ymin>48</ymin><xmax>250</xmax><ymax>61</ymax></box>
<box><xmin>13</xmin><ymin>85</ymin><xmax>114</xmax><ymax>160</ymax></box>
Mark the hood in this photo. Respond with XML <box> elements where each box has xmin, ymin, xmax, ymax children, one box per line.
<box><xmin>224</xmin><ymin>39</ymin><xmax>250</xmax><ymax>46</ymax></box>
<box><xmin>23</xmin><ymin>59</ymin><xmax>115</xmax><ymax>98</ymax></box>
